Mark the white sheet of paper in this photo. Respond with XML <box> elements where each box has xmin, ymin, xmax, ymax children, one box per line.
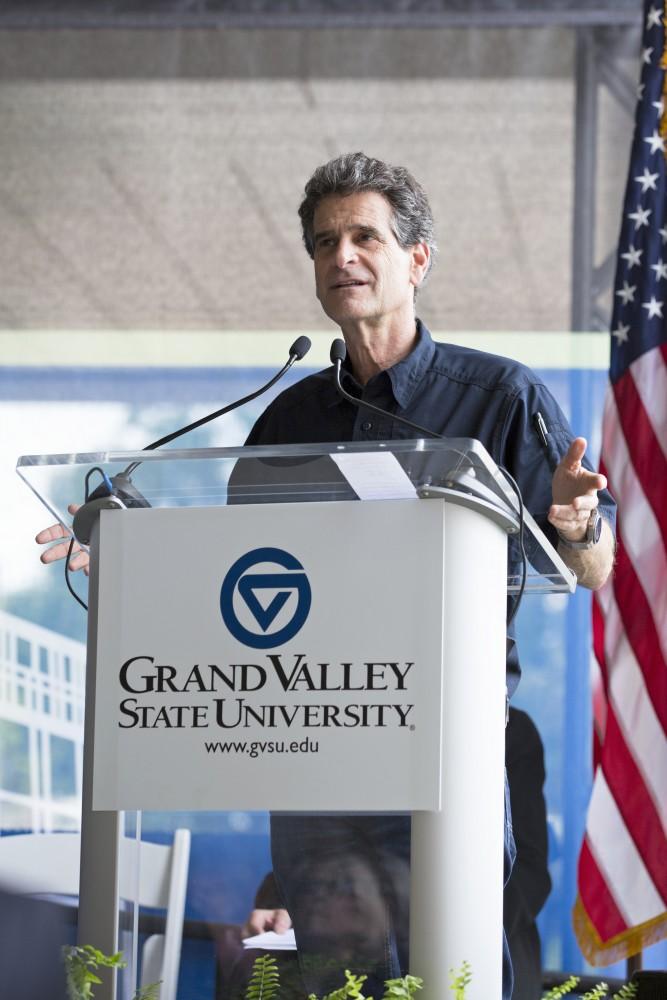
<box><xmin>331</xmin><ymin>451</ymin><xmax>418</xmax><ymax>500</ymax></box>
<box><xmin>242</xmin><ymin>928</ymin><xmax>297</xmax><ymax>950</ymax></box>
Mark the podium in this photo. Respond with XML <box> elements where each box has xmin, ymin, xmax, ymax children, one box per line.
<box><xmin>18</xmin><ymin>438</ymin><xmax>575</xmax><ymax>1000</ymax></box>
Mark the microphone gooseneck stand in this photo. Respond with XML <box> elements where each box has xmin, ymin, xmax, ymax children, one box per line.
<box><xmin>66</xmin><ymin>336</ymin><xmax>312</xmax><ymax>609</ymax></box>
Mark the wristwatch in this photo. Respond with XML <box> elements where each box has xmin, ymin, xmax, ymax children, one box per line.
<box><xmin>558</xmin><ymin>508</ymin><xmax>603</xmax><ymax>550</ymax></box>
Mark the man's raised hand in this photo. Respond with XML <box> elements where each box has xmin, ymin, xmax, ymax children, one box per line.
<box><xmin>548</xmin><ymin>437</ymin><xmax>606</xmax><ymax>543</ymax></box>
<box><xmin>548</xmin><ymin>437</ymin><xmax>614</xmax><ymax>589</ymax></box>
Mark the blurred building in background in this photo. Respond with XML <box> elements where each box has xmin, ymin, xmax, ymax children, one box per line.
<box><xmin>0</xmin><ymin>610</ymin><xmax>84</xmax><ymax>833</ymax></box>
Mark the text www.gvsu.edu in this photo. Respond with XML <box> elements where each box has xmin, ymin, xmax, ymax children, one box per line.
<box><xmin>205</xmin><ymin>737</ymin><xmax>319</xmax><ymax>759</ymax></box>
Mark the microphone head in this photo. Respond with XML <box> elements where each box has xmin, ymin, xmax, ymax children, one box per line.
<box><xmin>289</xmin><ymin>336</ymin><xmax>312</xmax><ymax>361</ymax></box>
<box><xmin>330</xmin><ymin>338</ymin><xmax>347</xmax><ymax>365</ymax></box>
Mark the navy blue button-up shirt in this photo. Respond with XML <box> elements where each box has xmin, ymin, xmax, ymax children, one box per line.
<box><xmin>244</xmin><ymin>320</ymin><xmax>617</xmax><ymax>690</ymax></box>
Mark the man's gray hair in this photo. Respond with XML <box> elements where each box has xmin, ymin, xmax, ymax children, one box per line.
<box><xmin>298</xmin><ymin>152</ymin><xmax>437</xmax><ymax>278</ymax></box>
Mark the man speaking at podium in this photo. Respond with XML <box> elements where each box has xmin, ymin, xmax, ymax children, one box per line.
<box><xmin>38</xmin><ymin>152</ymin><xmax>615</xmax><ymax>999</ymax></box>
<box><xmin>238</xmin><ymin>152</ymin><xmax>616</xmax><ymax>1000</ymax></box>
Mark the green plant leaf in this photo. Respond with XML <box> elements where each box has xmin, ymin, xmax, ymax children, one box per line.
<box><xmin>245</xmin><ymin>954</ymin><xmax>280</xmax><ymax>1000</ymax></box>
<box><xmin>541</xmin><ymin>976</ymin><xmax>580</xmax><ymax>999</ymax></box>
<box><xmin>449</xmin><ymin>961</ymin><xmax>472</xmax><ymax>999</ymax></box>
<box><xmin>134</xmin><ymin>983</ymin><xmax>162</xmax><ymax>1000</ymax></box>
<box><xmin>63</xmin><ymin>943</ymin><xmax>127</xmax><ymax>1000</ymax></box>
<box><xmin>580</xmin><ymin>985</ymin><xmax>609</xmax><ymax>1000</ymax></box>
<box><xmin>611</xmin><ymin>984</ymin><xmax>638</xmax><ymax>1000</ymax></box>
<box><xmin>382</xmin><ymin>974</ymin><xmax>424</xmax><ymax>998</ymax></box>
<box><xmin>319</xmin><ymin>969</ymin><xmax>368</xmax><ymax>999</ymax></box>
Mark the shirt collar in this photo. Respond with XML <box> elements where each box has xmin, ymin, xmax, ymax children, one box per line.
<box><xmin>385</xmin><ymin>318</ymin><xmax>436</xmax><ymax>408</ymax></box>
<box><xmin>337</xmin><ymin>319</ymin><xmax>436</xmax><ymax>408</ymax></box>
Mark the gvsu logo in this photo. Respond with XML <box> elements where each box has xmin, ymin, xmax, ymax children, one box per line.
<box><xmin>220</xmin><ymin>547</ymin><xmax>311</xmax><ymax>649</ymax></box>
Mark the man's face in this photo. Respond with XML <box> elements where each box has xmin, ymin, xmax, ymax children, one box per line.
<box><xmin>312</xmin><ymin>191</ymin><xmax>428</xmax><ymax>327</ymax></box>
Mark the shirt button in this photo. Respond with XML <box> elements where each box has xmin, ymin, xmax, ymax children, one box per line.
<box><xmin>362</xmin><ymin>420</ymin><xmax>373</xmax><ymax>431</ymax></box>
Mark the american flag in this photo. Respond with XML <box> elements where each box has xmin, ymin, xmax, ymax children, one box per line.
<box><xmin>573</xmin><ymin>0</ymin><xmax>667</xmax><ymax>965</ymax></box>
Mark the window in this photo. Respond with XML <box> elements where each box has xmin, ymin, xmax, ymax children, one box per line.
<box><xmin>0</xmin><ymin>799</ymin><xmax>33</xmax><ymax>832</ymax></box>
<box><xmin>63</xmin><ymin>656</ymin><xmax>71</xmax><ymax>683</ymax></box>
<box><xmin>50</xmin><ymin>735</ymin><xmax>76</xmax><ymax>800</ymax></box>
<box><xmin>16</xmin><ymin>685</ymin><xmax>25</xmax><ymax>706</ymax></box>
<box><xmin>36</xmin><ymin>730</ymin><xmax>43</xmax><ymax>797</ymax></box>
<box><xmin>51</xmin><ymin>813</ymin><xmax>79</xmax><ymax>832</ymax></box>
<box><xmin>16</xmin><ymin>637</ymin><xmax>31</xmax><ymax>668</ymax></box>
<box><xmin>39</xmin><ymin>646</ymin><xmax>49</xmax><ymax>674</ymax></box>
<box><xmin>0</xmin><ymin>720</ymin><xmax>30</xmax><ymax>795</ymax></box>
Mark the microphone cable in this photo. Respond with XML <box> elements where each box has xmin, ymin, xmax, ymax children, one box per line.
<box><xmin>330</xmin><ymin>338</ymin><xmax>529</xmax><ymax>626</ymax></box>
<box><xmin>66</xmin><ymin>338</ymin><xmax>312</xmax><ymax>610</ymax></box>
<box><xmin>123</xmin><ymin>336</ymin><xmax>311</xmax><ymax>477</ymax></box>
<box><xmin>64</xmin><ymin>466</ymin><xmax>111</xmax><ymax>611</ymax></box>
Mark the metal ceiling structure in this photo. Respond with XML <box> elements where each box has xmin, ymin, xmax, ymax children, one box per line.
<box><xmin>0</xmin><ymin>0</ymin><xmax>643</xmax><ymax>332</ymax></box>
<box><xmin>0</xmin><ymin>1</ymin><xmax>642</xmax><ymax>30</ymax></box>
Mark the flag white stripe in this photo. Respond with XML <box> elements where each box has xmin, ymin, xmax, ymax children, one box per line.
<box><xmin>602</xmin><ymin>389</ymin><xmax>667</xmax><ymax>659</ymax></box>
<box><xmin>587</xmin><ymin>771</ymin><xmax>664</xmax><ymax>924</ymax></box>
<box><xmin>629</xmin><ymin>346</ymin><xmax>667</xmax><ymax>460</ymax></box>
<box><xmin>594</xmin><ymin>584</ymin><xmax>667</xmax><ymax>832</ymax></box>
<box><xmin>609</xmin><ymin>639</ymin><xmax>667</xmax><ymax>833</ymax></box>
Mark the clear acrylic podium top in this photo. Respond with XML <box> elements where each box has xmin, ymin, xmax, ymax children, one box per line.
<box><xmin>17</xmin><ymin>437</ymin><xmax>575</xmax><ymax>594</ymax></box>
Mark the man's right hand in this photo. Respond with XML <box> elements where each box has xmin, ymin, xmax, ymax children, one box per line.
<box><xmin>35</xmin><ymin>504</ymin><xmax>90</xmax><ymax>576</ymax></box>
<box><xmin>242</xmin><ymin>908</ymin><xmax>292</xmax><ymax>938</ymax></box>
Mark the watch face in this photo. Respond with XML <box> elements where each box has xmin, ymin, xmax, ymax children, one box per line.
<box><xmin>590</xmin><ymin>510</ymin><xmax>602</xmax><ymax>544</ymax></box>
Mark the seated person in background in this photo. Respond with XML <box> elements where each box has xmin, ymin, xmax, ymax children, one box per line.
<box><xmin>504</xmin><ymin>707</ymin><xmax>552</xmax><ymax>1000</ymax></box>
<box><xmin>243</xmin><ymin>871</ymin><xmax>291</xmax><ymax>939</ymax></box>
<box><xmin>218</xmin><ymin>846</ymin><xmax>407</xmax><ymax>1000</ymax></box>
<box><xmin>219</xmin><ymin>707</ymin><xmax>550</xmax><ymax>1000</ymax></box>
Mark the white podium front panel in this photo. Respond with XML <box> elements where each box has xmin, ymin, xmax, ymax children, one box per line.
<box><xmin>92</xmin><ymin>499</ymin><xmax>445</xmax><ymax>811</ymax></box>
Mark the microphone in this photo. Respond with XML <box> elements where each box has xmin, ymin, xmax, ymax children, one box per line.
<box><xmin>80</xmin><ymin>337</ymin><xmax>312</xmax><ymax>522</ymax></box>
<box><xmin>143</xmin><ymin>335</ymin><xmax>311</xmax><ymax>452</ymax></box>
<box><xmin>330</xmin><ymin>338</ymin><xmax>440</xmax><ymax>439</ymax></box>
<box><xmin>329</xmin><ymin>338</ymin><xmax>528</xmax><ymax>624</ymax></box>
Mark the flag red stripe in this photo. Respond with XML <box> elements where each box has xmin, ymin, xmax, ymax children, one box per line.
<box><xmin>592</xmin><ymin>594</ymin><xmax>609</xmax><ymax>695</ymax></box>
<box><xmin>601</xmin><ymin>707</ymin><xmax>667</xmax><ymax>902</ymax></box>
<box><xmin>591</xmin><ymin>595</ymin><xmax>608</xmax><ymax>772</ymax></box>
<box><xmin>593</xmin><ymin>729</ymin><xmax>603</xmax><ymax>773</ymax></box>
<box><xmin>612</xmin><ymin>539</ymin><xmax>667</xmax><ymax>732</ymax></box>
<box><xmin>613</xmin><ymin>369</ymin><xmax>667</xmax><ymax>548</ymax></box>
<box><xmin>578</xmin><ymin>838</ymin><xmax>627</xmax><ymax>941</ymax></box>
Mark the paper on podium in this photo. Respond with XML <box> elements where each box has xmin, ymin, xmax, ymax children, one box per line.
<box><xmin>242</xmin><ymin>928</ymin><xmax>297</xmax><ymax>950</ymax></box>
<box><xmin>331</xmin><ymin>451</ymin><xmax>417</xmax><ymax>500</ymax></box>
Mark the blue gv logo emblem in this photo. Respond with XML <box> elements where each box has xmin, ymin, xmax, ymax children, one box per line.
<box><xmin>220</xmin><ymin>547</ymin><xmax>311</xmax><ymax>649</ymax></box>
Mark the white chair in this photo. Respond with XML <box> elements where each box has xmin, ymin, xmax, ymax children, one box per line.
<box><xmin>0</xmin><ymin>829</ymin><xmax>190</xmax><ymax>1000</ymax></box>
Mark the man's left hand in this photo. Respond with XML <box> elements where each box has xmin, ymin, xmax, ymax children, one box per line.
<box><xmin>548</xmin><ymin>437</ymin><xmax>606</xmax><ymax>542</ymax></box>
<box><xmin>547</xmin><ymin>437</ymin><xmax>614</xmax><ymax>589</ymax></box>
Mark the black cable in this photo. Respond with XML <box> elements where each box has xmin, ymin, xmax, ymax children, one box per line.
<box><xmin>66</xmin><ymin>343</ymin><xmax>312</xmax><ymax>608</ymax></box>
<box><xmin>85</xmin><ymin>465</ymin><xmax>109</xmax><ymax>501</ymax></box>
<box><xmin>63</xmin><ymin>467</ymin><xmax>109</xmax><ymax>611</ymax></box>
<box><xmin>332</xmin><ymin>342</ymin><xmax>529</xmax><ymax>630</ymax></box>
<box><xmin>64</xmin><ymin>537</ymin><xmax>88</xmax><ymax>611</ymax></box>
<box><xmin>123</xmin><ymin>339</ymin><xmax>309</xmax><ymax>477</ymax></box>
